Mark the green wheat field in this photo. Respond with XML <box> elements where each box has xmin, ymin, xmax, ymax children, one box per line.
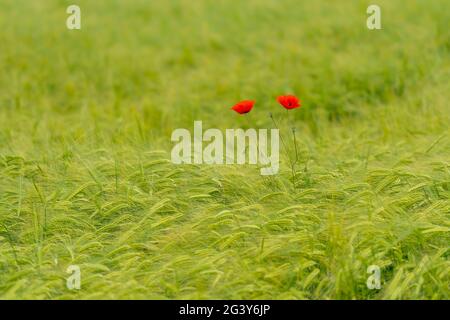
<box><xmin>0</xmin><ymin>0</ymin><xmax>449</xmax><ymax>299</ymax></box>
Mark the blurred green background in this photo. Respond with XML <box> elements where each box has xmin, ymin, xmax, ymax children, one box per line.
<box><xmin>0</xmin><ymin>0</ymin><xmax>448</xmax><ymax>299</ymax></box>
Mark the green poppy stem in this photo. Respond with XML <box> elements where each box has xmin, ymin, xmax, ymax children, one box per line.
<box><xmin>269</xmin><ymin>112</ymin><xmax>296</xmax><ymax>188</ymax></box>
<box><xmin>286</xmin><ymin>109</ymin><xmax>299</xmax><ymax>164</ymax></box>
<box><xmin>287</xmin><ymin>109</ymin><xmax>299</xmax><ymax>188</ymax></box>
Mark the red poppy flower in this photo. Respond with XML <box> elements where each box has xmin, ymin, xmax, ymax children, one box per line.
<box><xmin>277</xmin><ymin>95</ymin><xmax>301</xmax><ymax>110</ymax></box>
<box><xmin>231</xmin><ymin>100</ymin><xmax>255</xmax><ymax>114</ymax></box>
